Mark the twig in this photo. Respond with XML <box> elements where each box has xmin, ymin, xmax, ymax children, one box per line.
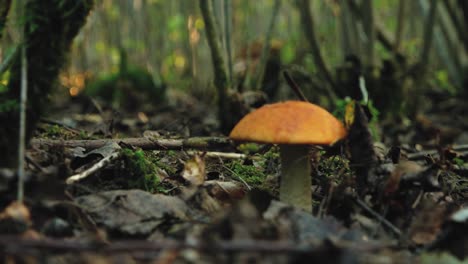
<box><xmin>283</xmin><ymin>71</ymin><xmax>308</xmax><ymax>102</ymax></box>
<box><xmin>30</xmin><ymin>137</ymin><xmax>234</xmax><ymax>151</ymax></box>
<box><xmin>353</xmin><ymin>197</ymin><xmax>402</xmax><ymax>237</ymax></box>
<box><xmin>186</xmin><ymin>151</ymin><xmax>246</xmax><ymax>160</ymax></box>
<box><xmin>66</xmin><ymin>151</ymin><xmax>121</xmax><ymax>184</ymax></box>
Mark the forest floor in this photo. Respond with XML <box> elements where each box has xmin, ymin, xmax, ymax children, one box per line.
<box><xmin>1</xmin><ymin>87</ymin><xmax>467</xmax><ymax>263</ymax></box>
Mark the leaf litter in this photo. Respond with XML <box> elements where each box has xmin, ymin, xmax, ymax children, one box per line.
<box><xmin>0</xmin><ymin>97</ymin><xmax>467</xmax><ymax>263</ymax></box>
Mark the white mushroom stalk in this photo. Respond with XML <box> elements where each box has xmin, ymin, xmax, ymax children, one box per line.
<box><xmin>279</xmin><ymin>145</ymin><xmax>311</xmax><ymax>211</ymax></box>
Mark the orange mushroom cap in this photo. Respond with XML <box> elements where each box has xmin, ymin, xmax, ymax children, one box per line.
<box><xmin>229</xmin><ymin>101</ymin><xmax>347</xmax><ymax>145</ymax></box>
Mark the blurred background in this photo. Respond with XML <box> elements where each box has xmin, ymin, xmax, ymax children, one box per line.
<box><xmin>1</xmin><ymin>0</ymin><xmax>467</xmax><ymax>143</ymax></box>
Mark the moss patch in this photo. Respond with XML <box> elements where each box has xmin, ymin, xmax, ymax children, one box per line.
<box><xmin>120</xmin><ymin>149</ymin><xmax>166</xmax><ymax>193</ymax></box>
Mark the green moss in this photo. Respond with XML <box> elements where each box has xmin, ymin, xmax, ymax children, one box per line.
<box><xmin>121</xmin><ymin>149</ymin><xmax>165</xmax><ymax>193</ymax></box>
<box><xmin>316</xmin><ymin>155</ymin><xmax>352</xmax><ymax>186</ymax></box>
<box><xmin>225</xmin><ymin>146</ymin><xmax>280</xmax><ymax>194</ymax></box>
<box><xmin>145</xmin><ymin>150</ymin><xmax>179</xmax><ymax>176</ymax></box>
<box><xmin>228</xmin><ymin>160</ymin><xmax>266</xmax><ymax>187</ymax></box>
<box><xmin>44</xmin><ymin>124</ymin><xmax>62</xmax><ymax>138</ymax></box>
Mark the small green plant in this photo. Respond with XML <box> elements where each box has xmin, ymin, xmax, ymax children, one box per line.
<box><xmin>121</xmin><ymin>149</ymin><xmax>165</xmax><ymax>193</ymax></box>
<box><xmin>45</xmin><ymin>125</ymin><xmax>62</xmax><ymax>137</ymax></box>
<box><xmin>432</xmin><ymin>70</ymin><xmax>457</xmax><ymax>95</ymax></box>
<box><xmin>452</xmin><ymin>157</ymin><xmax>465</xmax><ymax>167</ymax></box>
<box><xmin>334</xmin><ymin>97</ymin><xmax>380</xmax><ymax>140</ymax></box>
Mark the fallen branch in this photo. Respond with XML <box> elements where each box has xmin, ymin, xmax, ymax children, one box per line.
<box><xmin>186</xmin><ymin>150</ymin><xmax>246</xmax><ymax>159</ymax></box>
<box><xmin>66</xmin><ymin>151</ymin><xmax>121</xmax><ymax>184</ymax></box>
<box><xmin>30</xmin><ymin>137</ymin><xmax>235</xmax><ymax>151</ymax></box>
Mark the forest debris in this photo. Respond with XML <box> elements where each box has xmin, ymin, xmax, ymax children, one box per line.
<box><xmin>30</xmin><ymin>136</ymin><xmax>234</xmax><ymax>151</ymax></box>
<box><xmin>407</xmin><ymin>144</ymin><xmax>468</xmax><ymax>160</ymax></box>
<box><xmin>41</xmin><ymin>217</ymin><xmax>73</xmax><ymax>238</ymax></box>
<box><xmin>264</xmin><ymin>201</ymin><xmax>368</xmax><ymax>243</ymax></box>
<box><xmin>384</xmin><ymin>161</ymin><xmax>439</xmax><ymax>195</ymax></box>
<box><xmin>0</xmin><ymin>201</ymin><xmax>32</xmax><ymax>234</ymax></box>
<box><xmin>66</xmin><ymin>151</ymin><xmax>121</xmax><ymax>184</ymax></box>
<box><xmin>427</xmin><ymin>207</ymin><xmax>468</xmax><ymax>260</ymax></box>
<box><xmin>181</xmin><ymin>187</ymin><xmax>222</xmax><ymax>214</ymax></box>
<box><xmin>75</xmin><ymin>190</ymin><xmax>191</xmax><ymax>236</ymax></box>
<box><xmin>347</xmin><ymin>102</ymin><xmax>380</xmax><ymax>194</ymax></box>
<box><xmin>182</xmin><ymin>153</ymin><xmax>206</xmax><ymax>186</ymax></box>
<box><xmin>0</xmin><ymin>235</ymin><xmax>389</xmax><ymax>256</ymax></box>
<box><xmin>353</xmin><ymin>197</ymin><xmax>402</xmax><ymax>237</ymax></box>
<box><xmin>408</xmin><ymin>201</ymin><xmax>446</xmax><ymax>246</ymax></box>
<box><xmin>72</xmin><ymin>142</ymin><xmax>121</xmax><ymax>159</ymax></box>
<box><xmin>205</xmin><ymin>180</ymin><xmax>246</xmax><ymax>201</ymax></box>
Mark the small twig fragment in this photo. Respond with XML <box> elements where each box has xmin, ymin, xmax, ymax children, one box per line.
<box><xmin>66</xmin><ymin>151</ymin><xmax>121</xmax><ymax>184</ymax></box>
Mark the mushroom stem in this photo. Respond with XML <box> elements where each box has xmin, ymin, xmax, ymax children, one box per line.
<box><xmin>279</xmin><ymin>145</ymin><xmax>312</xmax><ymax>212</ymax></box>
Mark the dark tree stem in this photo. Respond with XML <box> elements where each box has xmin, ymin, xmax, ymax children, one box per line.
<box><xmin>295</xmin><ymin>0</ymin><xmax>336</xmax><ymax>90</ymax></box>
<box><xmin>0</xmin><ymin>0</ymin><xmax>10</xmax><ymax>39</ymax></box>
<box><xmin>200</xmin><ymin>0</ymin><xmax>230</xmax><ymax>134</ymax></box>
<box><xmin>420</xmin><ymin>0</ymin><xmax>437</xmax><ymax>68</ymax></box>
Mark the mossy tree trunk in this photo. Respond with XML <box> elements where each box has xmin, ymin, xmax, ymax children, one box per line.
<box><xmin>0</xmin><ymin>0</ymin><xmax>93</xmax><ymax>167</ymax></box>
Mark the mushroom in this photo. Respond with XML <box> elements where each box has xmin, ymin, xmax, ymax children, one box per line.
<box><xmin>229</xmin><ymin>101</ymin><xmax>346</xmax><ymax>212</ymax></box>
